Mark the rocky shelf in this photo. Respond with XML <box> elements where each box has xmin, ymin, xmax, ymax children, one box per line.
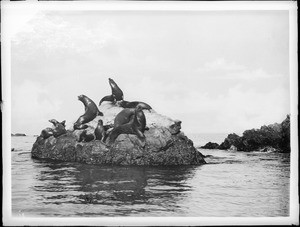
<box><xmin>31</xmin><ymin>103</ymin><xmax>206</xmax><ymax>166</ymax></box>
<box><xmin>201</xmin><ymin>115</ymin><xmax>291</xmax><ymax>153</ymax></box>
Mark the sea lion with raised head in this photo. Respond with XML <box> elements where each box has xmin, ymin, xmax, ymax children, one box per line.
<box><xmin>49</xmin><ymin>119</ymin><xmax>66</xmax><ymax>127</ymax></box>
<box><xmin>108</xmin><ymin>104</ymin><xmax>146</xmax><ymax>145</ymax></box>
<box><xmin>74</xmin><ymin>94</ymin><xmax>103</xmax><ymax>130</ymax></box>
<box><xmin>109</xmin><ymin>78</ymin><xmax>123</xmax><ymax>101</ymax></box>
<box><xmin>99</xmin><ymin>78</ymin><xmax>124</xmax><ymax>105</ymax></box>
<box><xmin>52</xmin><ymin>122</ymin><xmax>67</xmax><ymax>138</ymax></box>
<box><xmin>94</xmin><ymin>119</ymin><xmax>106</xmax><ymax>142</ymax></box>
<box><xmin>48</xmin><ymin>119</ymin><xmax>67</xmax><ymax>137</ymax></box>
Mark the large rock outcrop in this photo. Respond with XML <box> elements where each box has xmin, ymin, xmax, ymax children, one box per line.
<box><xmin>201</xmin><ymin>115</ymin><xmax>291</xmax><ymax>153</ymax></box>
<box><xmin>31</xmin><ymin>103</ymin><xmax>206</xmax><ymax>165</ymax></box>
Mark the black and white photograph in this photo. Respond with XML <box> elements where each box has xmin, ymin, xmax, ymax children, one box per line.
<box><xmin>2</xmin><ymin>1</ymin><xmax>298</xmax><ymax>226</ymax></box>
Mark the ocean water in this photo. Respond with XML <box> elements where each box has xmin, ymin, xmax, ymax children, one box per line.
<box><xmin>11</xmin><ymin>134</ymin><xmax>290</xmax><ymax>217</ymax></box>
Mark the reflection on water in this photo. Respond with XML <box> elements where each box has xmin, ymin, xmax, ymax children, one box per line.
<box><xmin>11</xmin><ymin>136</ymin><xmax>290</xmax><ymax>217</ymax></box>
<box><xmin>33</xmin><ymin>162</ymin><xmax>196</xmax><ymax>209</ymax></box>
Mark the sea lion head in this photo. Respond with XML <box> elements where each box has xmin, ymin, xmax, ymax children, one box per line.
<box><xmin>49</xmin><ymin>119</ymin><xmax>59</xmax><ymax>125</ymax></box>
<box><xmin>78</xmin><ymin>94</ymin><xmax>85</xmax><ymax>101</ymax></box>
<box><xmin>98</xmin><ymin>119</ymin><xmax>103</xmax><ymax>125</ymax></box>
<box><xmin>136</xmin><ymin>104</ymin><xmax>144</xmax><ymax>112</ymax></box>
<box><xmin>60</xmin><ymin>120</ymin><xmax>66</xmax><ymax>127</ymax></box>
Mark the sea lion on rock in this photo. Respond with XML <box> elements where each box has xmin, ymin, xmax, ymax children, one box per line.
<box><xmin>99</xmin><ymin>78</ymin><xmax>124</xmax><ymax>105</ymax></box>
<box><xmin>109</xmin><ymin>78</ymin><xmax>123</xmax><ymax>101</ymax></box>
<box><xmin>78</xmin><ymin>130</ymin><xmax>95</xmax><ymax>143</ymax></box>
<box><xmin>108</xmin><ymin>104</ymin><xmax>146</xmax><ymax>145</ymax></box>
<box><xmin>94</xmin><ymin>119</ymin><xmax>106</xmax><ymax>142</ymax></box>
<box><xmin>49</xmin><ymin>119</ymin><xmax>66</xmax><ymax>127</ymax></box>
<box><xmin>113</xmin><ymin>104</ymin><xmax>146</xmax><ymax>131</ymax></box>
<box><xmin>52</xmin><ymin>122</ymin><xmax>67</xmax><ymax>138</ymax></box>
<box><xmin>119</xmin><ymin>100</ymin><xmax>152</xmax><ymax>110</ymax></box>
<box><xmin>74</xmin><ymin>123</ymin><xmax>89</xmax><ymax>130</ymax></box>
<box><xmin>41</xmin><ymin>127</ymin><xmax>54</xmax><ymax>139</ymax></box>
<box><xmin>74</xmin><ymin>94</ymin><xmax>103</xmax><ymax>130</ymax></box>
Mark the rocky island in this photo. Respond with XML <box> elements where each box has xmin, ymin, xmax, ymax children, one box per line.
<box><xmin>31</xmin><ymin>78</ymin><xmax>206</xmax><ymax>166</ymax></box>
<box><xmin>31</xmin><ymin>85</ymin><xmax>206</xmax><ymax>166</ymax></box>
<box><xmin>201</xmin><ymin>115</ymin><xmax>291</xmax><ymax>153</ymax></box>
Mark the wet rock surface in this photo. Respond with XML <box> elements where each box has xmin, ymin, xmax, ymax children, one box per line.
<box><xmin>31</xmin><ymin>103</ymin><xmax>206</xmax><ymax>165</ymax></box>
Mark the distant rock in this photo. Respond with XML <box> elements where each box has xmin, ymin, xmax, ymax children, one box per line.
<box><xmin>200</xmin><ymin>115</ymin><xmax>291</xmax><ymax>153</ymax></box>
<box><xmin>11</xmin><ymin>133</ymin><xmax>26</xmax><ymax>137</ymax></box>
<box><xmin>31</xmin><ymin>103</ymin><xmax>206</xmax><ymax>166</ymax></box>
<box><xmin>200</xmin><ymin>142</ymin><xmax>220</xmax><ymax>149</ymax></box>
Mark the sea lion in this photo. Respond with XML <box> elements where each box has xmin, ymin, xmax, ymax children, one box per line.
<box><xmin>94</xmin><ymin>119</ymin><xmax>106</xmax><ymax>142</ymax></box>
<box><xmin>73</xmin><ymin>123</ymin><xmax>89</xmax><ymax>130</ymax></box>
<box><xmin>109</xmin><ymin>78</ymin><xmax>123</xmax><ymax>101</ymax></box>
<box><xmin>49</xmin><ymin>119</ymin><xmax>66</xmax><ymax>127</ymax></box>
<box><xmin>52</xmin><ymin>122</ymin><xmax>67</xmax><ymax>138</ymax></box>
<box><xmin>78</xmin><ymin>130</ymin><xmax>95</xmax><ymax>143</ymax></box>
<box><xmin>74</xmin><ymin>94</ymin><xmax>103</xmax><ymax>130</ymax></box>
<box><xmin>108</xmin><ymin>104</ymin><xmax>146</xmax><ymax>144</ymax></box>
<box><xmin>99</xmin><ymin>78</ymin><xmax>124</xmax><ymax>105</ymax></box>
<box><xmin>41</xmin><ymin>127</ymin><xmax>54</xmax><ymax>139</ymax></box>
<box><xmin>119</xmin><ymin>100</ymin><xmax>152</xmax><ymax>110</ymax></box>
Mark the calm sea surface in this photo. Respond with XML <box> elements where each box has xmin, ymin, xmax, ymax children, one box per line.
<box><xmin>11</xmin><ymin>134</ymin><xmax>290</xmax><ymax>217</ymax></box>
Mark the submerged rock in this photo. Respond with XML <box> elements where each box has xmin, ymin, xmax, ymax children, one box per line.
<box><xmin>31</xmin><ymin>103</ymin><xmax>206</xmax><ymax>166</ymax></box>
<box><xmin>200</xmin><ymin>142</ymin><xmax>220</xmax><ymax>149</ymax></box>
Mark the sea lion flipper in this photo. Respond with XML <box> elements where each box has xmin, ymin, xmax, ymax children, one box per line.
<box><xmin>97</xmin><ymin>109</ymin><xmax>104</xmax><ymax>116</ymax></box>
<box><xmin>99</xmin><ymin>94</ymin><xmax>115</xmax><ymax>106</ymax></box>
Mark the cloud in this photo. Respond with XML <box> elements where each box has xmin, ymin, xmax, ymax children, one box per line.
<box><xmin>11</xmin><ymin>80</ymin><xmax>63</xmax><ymax>134</ymax></box>
<box><xmin>197</xmin><ymin>58</ymin><xmax>284</xmax><ymax>80</ymax></box>
<box><xmin>178</xmin><ymin>85</ymin><xmax>290</xmax><ymax>133</ymax></box>
<box><xmin>117</xmin><ymin>77</ymin><xmax>289</xmax><ymax>133</ymax></box>
<box><xmin>202</xmin><ymin>58</ymin><xmax>246</xmax><ymax>72</ymax></box>
<box><xmin>12</xmin><ymin>12</ymin><xmax>122</xmax><ymax>58</ymax></box>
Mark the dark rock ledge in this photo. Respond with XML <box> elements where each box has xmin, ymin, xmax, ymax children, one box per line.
<box><xmin>11</xmin><ymin>133</ymin><xmax>26</xmax><ymax>137</ymax></box>
<box><xmin>200</xmin><ymin>115</ymin><xmax>291</xmax><ymax>153</ymax></box>
<box><xmin>31</xmin><ymin>103</ymin><xmax>206</xmax><ymax>165</ymax></box>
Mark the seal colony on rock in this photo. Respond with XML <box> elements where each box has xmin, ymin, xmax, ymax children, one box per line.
<box><xmin>32</xmin><ymin>77</ymin><xmax>206</xmax><ymax>166</ymax></box>
<box><xmin>74</xmin><ymin>95</ymin><xmax>103</xmax><ymax>130</ymax></box>
<box><xmin>40</xmin><ymin>119</ymin><xmax>67</xmax><ymax>139</ymax></box>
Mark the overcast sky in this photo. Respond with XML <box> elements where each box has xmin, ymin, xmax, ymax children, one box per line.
<box><xmin>8</xmin><ymin>5</ymin><xmax>291</xmax><ymax>135</ymax></box>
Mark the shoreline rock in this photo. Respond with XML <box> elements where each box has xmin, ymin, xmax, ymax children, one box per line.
<box><xmin>11</xmin><ymin>133</ymin><xmax>26</xmax><ymax>137</ymax></box>
<box><xmin>200</xmin><ymin>115</ymin><xmax>291</xmax><ymax>153</ymax></box>
<box><xmin>31</xmin><ymin>103</ymin><xmax>206</xmax><ymax>166</ymax></box>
